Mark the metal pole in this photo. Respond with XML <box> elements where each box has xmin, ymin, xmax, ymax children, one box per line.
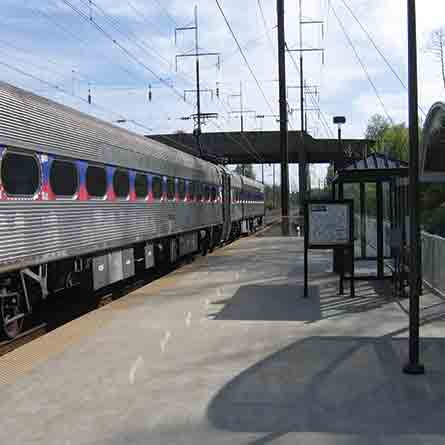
<box><xmin>277</xmin><ymin>0</ymin><xmax>289</xmax><ymax>218</ymax></box>
<box><xmin>376</xmin><ymin>181</ymin><xmax>384</xmax><ymax>279</ymax></box>
<box><xmin>298</xmin><ymin>0</ymin><xmax>307</xmax><ymax>211</ymax></box>
<box><xmin>195</xmin><ymin>5</ymin><xmax>202</xmax><ymax>157</ymax></box>
<box><xmin>360</xmin><ymin>182</ymin><xmax>366</xmax><ymax>259</ymax></box>
<box><xmin>262</xmin><ymin>163</ymin><xmax>264</xmax><ymax>184</ymax></box>
<box><xmin>403</xmin><ymin>0</ymin><xmax>425</xmax><ymax>375</ymax></box>
<box><xmin>240</xmin><ymin>81</ymin><xmax>244</xmax><ymax>133</ymax></box>
<box><xmin>273</xmin><ymin>163</ymin><xmax>276</xmax><ymax>208</ymax></box>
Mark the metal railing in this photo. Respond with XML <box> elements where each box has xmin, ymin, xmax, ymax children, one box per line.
<box><xmin>421</xmin><ymin>231</ymin><xmax>445</xmax><ymax>297</ymax></box>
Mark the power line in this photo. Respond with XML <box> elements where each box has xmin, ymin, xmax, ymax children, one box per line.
<box><xmin>257</xmin><ymin>0</ymin><xmax>277</xmax><ymax>64</ymax></box>
<box><xmin>0</xmin><ymin>60</ymin><xmax>212</xmax><ymax>156</ymax></box>
<box><xmin>60</xmin><ymin>0</ymin><xmax>187</xmax><ymax>102</ymax></box>
<box><xmin>30</xmin><ymin>0</ymin><xmax>265</xmax><ymax>163</ymax></box>
<box><xmin>339</xmin><ymin>0</ymin><xmax>427</xmax><ymax>117</ymax></box>
<box><xmin>151</xmin><ymin>0</ymin><xmax>178</xmax><ymax>28</ymax></box>
<box><xmin>215</xmin><ymin>0</ymin><xmax>276</xmax><ymax>117</ymax></box>
<box><xmin>26</xmin><ymin>1</ymin><xmax>146</xmax><ymax>85</ymax></box>
<box><xmin>285</xmin><ymin>43</ymin><xmax>334</xmax><ymax>137</ymax></box>
<box><xmin>78</xmin><ymin>0</ymin><xmax>173</xmax><ymax>71</ymax></box>
<box><xmin>330</xmin><ymin>3</ymin><xmax>394</xmax><ymax>123</ymax></box>
<box><xmin>123</xmin><ymin>0</ymin><xmax>168</xmax><ymax>37</ymax></box>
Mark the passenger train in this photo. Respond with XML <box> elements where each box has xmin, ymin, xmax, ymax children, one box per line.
<box><xmin>0</xmin><ymin>82</ymin><xmax>265</xmax><ymax>339</ymax></box>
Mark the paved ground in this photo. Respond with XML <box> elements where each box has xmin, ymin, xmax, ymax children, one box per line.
<box><xmin>2</xmin><ymin>222</ymin><xmax>445</xmax><ymax>444</ymax></box>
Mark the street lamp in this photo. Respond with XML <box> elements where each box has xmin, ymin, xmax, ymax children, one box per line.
<box><xmin>333</xmin><ymin>116</ymin><xmax>346</xmax><ymax>168</ymax></box>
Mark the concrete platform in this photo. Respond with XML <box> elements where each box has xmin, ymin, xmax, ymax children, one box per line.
<box><xmin>2</xmin><ymin>222</ymin><xmax>445</xmax><ymax>444</ymax></box>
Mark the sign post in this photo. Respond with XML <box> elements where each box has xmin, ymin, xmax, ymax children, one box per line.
<box><xmin>304</xmin><ymin>200</ymin><xmax>354</xmax><ymax>298</ymax></box>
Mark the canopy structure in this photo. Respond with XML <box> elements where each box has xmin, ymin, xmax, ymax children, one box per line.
<box><xmin>149</xmin><ymin>131</ymin><xmax>374</xmax><ymax>164</ymax></box>
<box><xmin>421</xmin><ymin>101</ymin><xmax>445</xmax><ymax>182</ymax></box>
<box><xmin>332</xmin><ymin>152</ymin><xmax>408</xmax><ymax>280</ymax></box>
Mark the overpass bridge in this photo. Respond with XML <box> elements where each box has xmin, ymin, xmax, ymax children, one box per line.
<box><xmin>149</xmin><ymin>130</ymin><xmax>374</xmax><ymax>166</ymax></box>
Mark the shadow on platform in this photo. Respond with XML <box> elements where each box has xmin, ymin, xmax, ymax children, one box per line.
<box><xmin>207</xmin><ymin>335</ymin><xmax>445</xmax><ymax>439</ymax></box>
<box><xmin>211</xmin><ymin>284</ymin><xmax>321</xmax><ymax>322</ymax></box>
<box><xmin>210</xmin><ymin>280</ymin><xmax>393</xmax><ymax>323</ymax></box>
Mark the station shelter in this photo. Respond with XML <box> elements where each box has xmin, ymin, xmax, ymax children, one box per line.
<box><xmin>331</xmin><ymin>152</ymin><xmax>408</xmax><ymax>281</ymax></box>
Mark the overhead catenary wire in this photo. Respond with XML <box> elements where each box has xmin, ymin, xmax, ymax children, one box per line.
<box><xmin>24</xmin><ymin>0</ymin><xmax>265</xmax><ymax>163</ymax></box>
<box><xmin>257</xmin><ymin>0</ymin><xmax>278</xmax><ymax>66</ymax></box>
<box><xmin>67</xmin><ymin>0</ymin><xmax>264</xmax><ymax>163</ymax></box>
<box><xmin>331</xmin><ymin>4</ymin><xmax>394</xmax><ymax>123</ymax></box>
<box><xmin>26</xmin><ymin>1</ymin><xmax>147</xmax><ymax>85</ymax></box>
<box><xmin>151</xmin><ymin>0</ymin><xmax>178</xmax><ymax>28</ymax></box>
<box><xmin>59</xmin><ymin>0</ymin><xmax>188</xmax><ymax>102</ymax></box>
<box><xmin>78</xmin><ymin>0</ymin><xmax>174</xmax><ymax>71</ymax></box>
<box><xmin>1</xmin><ymin>59</ymin><xmax>215</xmax><ymax>156</ymax></box>
<box><xmin>338</xmin><ymin>0</ymin><xmax>427</xmax><ymax>117</ymax></box>
<box><xmin>330</xmin><ymin>3</ymin><xmax>394</xmax><ymax>124</ymax></box>
<box><xmin>285</xmin><ymin>42</ymin><xmax>334</xmax><ymax>138</ymax></box>
<box><xmin>215</xmin><ymin>0</ymin><xmax>276</xmax><ymax>117</ymax></box>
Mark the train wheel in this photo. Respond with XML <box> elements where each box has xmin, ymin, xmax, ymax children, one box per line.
<box><xmin>0</xmin><ymin>291</ymin><xmax>24</xmax><ymax>340</ymax></box>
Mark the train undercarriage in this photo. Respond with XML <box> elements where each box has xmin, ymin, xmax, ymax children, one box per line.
<box><xmin>0</xmin><ymin>217</ymin><xmax>263</xmax><ymax>339</ymax></box>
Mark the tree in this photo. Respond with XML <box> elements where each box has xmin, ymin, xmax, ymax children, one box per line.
<box><xmin>233</xmin><ymin>164</ymin><xmax>256</xmax><ymax>179</ymax></box>
<box><xmin>426</xmin><ymin>27</ymin><xmax>445</xmax><ymax>89</ymax></box>
<box><xmin>364</xmin><ymin>115</ymin><xmax>409</xmax><ymax>161</ymax></box>
<box><xmin>381</xmin><ymin>123</ymin><xmax>409</xmax><ymax>161</ymax></box>
<box><xmin>365</xmin><ymin>114</ymin><xmax>390</xmax><ymax>141</ymax></box>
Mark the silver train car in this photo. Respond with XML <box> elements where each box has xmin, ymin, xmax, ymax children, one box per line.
<box><xmin>0</xmin><ymin>81</ymin><xmax>264</xmax><ymax>338</ymax></box>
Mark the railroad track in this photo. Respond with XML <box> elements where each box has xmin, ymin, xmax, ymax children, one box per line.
<box><xmin>0</xmin><ymin>324</ymin><xmax>47</xmax><ymax>357</ymax></box>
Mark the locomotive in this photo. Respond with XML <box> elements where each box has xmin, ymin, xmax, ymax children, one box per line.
<box><xmin>0</xmin><ymin>81</ymin><xmax>265</xmax><ymax>339</ymax></box>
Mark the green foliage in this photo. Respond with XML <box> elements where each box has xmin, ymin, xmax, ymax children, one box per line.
<box><xmin>365</xmin><ymin>114</ymin><xmax>390</xmax><ymax>141</ymax></box>
<box><xmin>380</xmin><ymin>123</ymin><xmax>409</xmax><ymax>161</ymax></box>
<box><xmin>365</xmin><ymin>114</ymin><xmax>409</xmax><ymax>161</ymax></box>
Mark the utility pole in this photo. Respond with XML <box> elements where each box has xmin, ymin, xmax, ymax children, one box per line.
<box><xmin>403</xmin><ymin>0</ymin><xmax>425</xmax><ymax>375</ymax></box>
<box><xmin>277</xmin><ymin>0</ymin><xmax>289</xmax><ymax>218</ymax></box>
<box><xmin>288</xmin><ymin>2</ymin><xmax>324</xmax><ymax>207</ymax></box>
<box><xmin>273</xmin><ymin>163</ymin><xmax>276</xmax><ymax>208</ymax></box>
<box><xmin>229</xmin><ymin>82</ymin><xmax>256</xmax><ymax>132</ymax></box>
<box><xmin>299</xmin><ymin>0</ymin><xmax>306</xmax><ymax>205</ymax></box>
<box><xmin>175</xmin><ymin>5</ymin><xmax>220</xmax><ymax>158</ymax></box>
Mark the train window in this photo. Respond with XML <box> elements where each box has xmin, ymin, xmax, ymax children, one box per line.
<box><xmin>86</xmin><ymin>165</ymin><xmax>107</xmax><ymax>197</ymax></box>
<box><xmin>135</xmin><ymin>173</ymin><xmax>148</xmax><ymax>199</ymax></box>
<box><xmin>188</xmin><ymin>181</ymin><xmax>195</xmax><ymax>200</ymax></box>
<box><xmin>113</xmin><ymin>170</ymin><xmax>130</xmax><ymax>198</ymax></box>
<box><xmin>50</xmin><ymin>160</ymin><xmax>78</xmax><ymax>196</ymax></box>
<box><xmin>211</xmin><ymin>186</ymin><xmax>217</xmax><ymax>202</ymax></box>
<box><xmin>152</xmin><ymin>176</ymin><xmax>162</xmax><ymax>199</ymax></box>
<box><xmin>178</xmin><ymin>179</ymin><xmax>186</xmax><ymax>200</ymax></box>
<box><xmin>167</xmin><ymin>177</ymin><xmax>175</xmax><ymax>200</ymax></box>
<box><xmin>1</xmin><ymin>152</ymin><xmax>40</xmax><ymax>196</ymax></box>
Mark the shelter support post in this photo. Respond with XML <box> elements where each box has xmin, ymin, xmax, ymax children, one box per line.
<box><xmin>360</xmin><ymin>182</ymin><xmax>367</xmax><ymax>259</ymax></box>
<box><xmin>333</xmin><ymin>182</ymin><xmax>344</xmax><ymax>274</ymax></box>
<box><xmin>376</xmin><ymin>181</ymin><xmax>384</xmax><ymax>279</ymax></box>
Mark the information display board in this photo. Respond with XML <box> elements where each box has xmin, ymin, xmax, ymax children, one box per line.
<box><xmin>305</xmin><ymin>200</ymin><xmax>353</xmax><ymax>248</ymax></box>
<box><xmin>303</xmin><ymin>199</ymin><xmax>355</xmax><ymax>298</ymax></box>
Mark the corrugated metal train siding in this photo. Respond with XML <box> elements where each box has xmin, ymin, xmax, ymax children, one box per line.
<box><xmin>0</xmin><ymin>82</ymin><xmax>220</xmax><ymax>183</ymax></box>
<box><xmin>0</xmin><ymin>202</ymin><xmax>223</xmax><ymax>273</ymax></box>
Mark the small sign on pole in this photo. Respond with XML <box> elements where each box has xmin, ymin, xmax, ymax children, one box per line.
<box><xmin>304</xmin><ymin>199</ymin><xmax>354</xmax><ymax>298</ymax></box>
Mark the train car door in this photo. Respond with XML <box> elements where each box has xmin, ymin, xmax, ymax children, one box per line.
<box><xmin>221</xmin><ymin>169</ymin><xmax>231</xmax><ymax>241</ymax></box>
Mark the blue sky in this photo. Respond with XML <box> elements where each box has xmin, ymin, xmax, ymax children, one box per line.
<box><xmin>1</xmin><ymin>0</ymin><xmax>445</xmax><ymax>189</ymax></box>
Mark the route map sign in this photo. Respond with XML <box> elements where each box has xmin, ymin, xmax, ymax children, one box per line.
<box><xmin>303</xmin><ymin>199</ymin><xmax>355</xmax><ymax>299</ymax></box>
<box><xmin>307</xmin><ymin>202</ymin><xmax>352</xmax><ymax>247</ymax></box>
